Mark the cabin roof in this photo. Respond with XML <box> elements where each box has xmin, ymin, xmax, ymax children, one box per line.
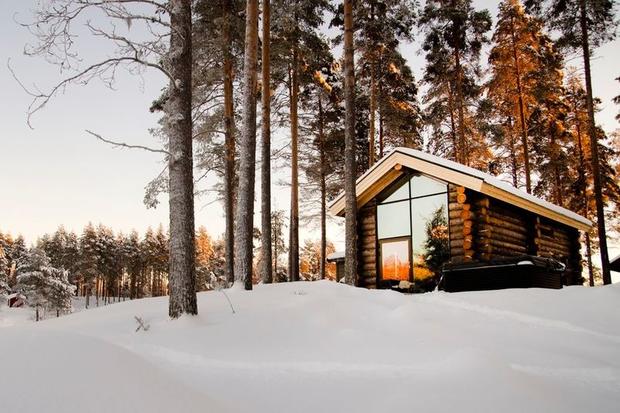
<box><xmin>328</xmin><ymin>147</ymin><xmax>592</xmax><ymax>231</ymax></box>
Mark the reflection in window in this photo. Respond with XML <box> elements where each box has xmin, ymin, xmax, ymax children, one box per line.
<box><xmin>410</xmin><ymin>175</ymin><xmax>447</xmax><ymax>198</ymax></box>
<box><xmin>380</xmin><ymin>239</ymin><xmax>411</xmax><ymax>281</ymax></box>
<box><xmin>377</xmin><ymin>200</ymin><xmax>410</xmax><ymax>239</ymax></box>
<box><xmin>411</xmin><ymin>200</ymin><xmax>449</xmax><ymax>292</ymax></box>
<box><xmin>376</xmin><ymin>173</ymin><xmax>449</xmax><ymax>291</ymax></box>
<box><xmin>381</xmin><ymin>177</ymin><xmax>410</xmax><ymax>203</ymax></box>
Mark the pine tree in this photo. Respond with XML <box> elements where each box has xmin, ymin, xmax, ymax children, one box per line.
<box><xmin>420</xmin><ymin>0</ymin><xmax>492</xmax><ymax>166</ymax></box>
<box><xmin>15</xmin><ymin>248</ymin><xmax>51</xmax><ymax>321</ymax></box>
<box><xmin>343</xmin><ymin>0</ymin><xmax>358</xmax><ymax>286</ymax></box>
<box><xmin>270</xmin><ymin>210</ymin><xmax>288</xmax><ymax>282</ymax></box>
<box><xmin>234</xmin><ymin>0</ymin><xmax>260</xmax><ymax>290</ymax></box>
<box><xmin>78</xmin><ymin>223</ymin><xmax>99</xmax><ymax>308</ymax></box>
<box><xmin>167</xmin><ymin>0</ymin><xmax>198</xmax><ymax>316</ymax></box>
<box><xmin>195</xmin><ymin>226</ymin><xmax>215</xmax><ymax>291</ymax></box>
<box><xmin>125</xmin><ymin>230</ymin><xmax>145</xmax><ymax>299</ymax></box>
<box><xmin>487</xmin><ymin>0</ymin><xmax>546</xmax><ymax>191</ymax></box>
<box><xmin>526</xmin><ymin>0</ymin><xmax>617</xmax><ymax>284</ymax></box>
<box><xmin>16</xmin><ymin>248</ymin><xmax>75</xmax><ymax>320</ymax></box>
<box><xmin>300</xmin><ymin>63</ymin><xmax>345</xmax><ymax>281</ymax></box>
<box><xmin>260</xmin><ymin>0</ymin><xmax>273</xmax><ymax>284</ymax></box>
<box><xmin>193</xmin><ymin>0</ymin><xmax>245</xmax><ymax>286</ymax></box>
<box><xmin>271</xmin><ymin>0</ymin><xmax>332</xmax><ymax>283</ymax></box>
<box><xmin>0</xmin><ymin>239</ymin><xmax>9</xmax><ymax>297</ymax></box>
<box><xmin>354</xmin><ymin>0</ymin><xmax>417</xmax><ymax>166</ymax></box>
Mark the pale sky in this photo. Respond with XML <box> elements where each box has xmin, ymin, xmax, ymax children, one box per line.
<box><xmin>1</xmin><ymin>0</ymin><xmax>619</xmax><ymax>276</ymax></box>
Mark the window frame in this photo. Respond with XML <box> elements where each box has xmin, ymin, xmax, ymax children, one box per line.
<box><xmin>375</xmin><ymin>172</ymin><xmax>451</xmax><ymax>288</ymax></box>
<box><xmin>378</xmin><ymin>236</ymin><xmax>413</xmax><ymax>284</ymax></box>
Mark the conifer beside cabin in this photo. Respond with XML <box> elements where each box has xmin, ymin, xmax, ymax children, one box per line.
<box><xmin>329</xmin><ymin>148</ymin><xmax>591</xmax><ymax>293</ymax></box>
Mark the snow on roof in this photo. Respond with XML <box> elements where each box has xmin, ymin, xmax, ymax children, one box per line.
<box><xmin>397</xmin><ymin>148</ymin><xmax>591</xmax><ymax>227</ymax></box>
<box><xmin>329</xmin><ymin>147</ymin><xmax>591</xmax><ymax>230</ymax></box>
<box><xmin>326</xmin><ymin>251</ymin><xmax>345</xmax><ymax>262</ymax></box>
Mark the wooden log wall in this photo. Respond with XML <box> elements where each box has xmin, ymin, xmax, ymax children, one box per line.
<box><xmin>448</xmin><ymin>185</ymin><xmax>473</xmax><ymax>263</ymax></box>
<box><xmin>357</xmin><ymin>200</ymin><xmax>377</xmax><ymax>288</ymax></box>
<box><xmin>534</xmin><ymin>217</ymin><xmax>583</xmax><ymax>285</ymax></box>
<box><xmin>475</xmin><ymin>198</ymin><xmax>530</xmax><ymax>261</ymax></box>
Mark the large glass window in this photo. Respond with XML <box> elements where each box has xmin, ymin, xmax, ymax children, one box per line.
<box><xmin>376</xmin><ymin>173</ymin><xmax>449</xmax><ymax>291</ymax></box>
<box><xmin>377</xmin><ymin>200</ymin><xmax>410</xmax><ymax>239</ymax></box>
<box><xmin>380</xmin><ymin>238</ymin><xmax>411</xmax><ymax>281</ymax></box>
<box><xmin>411</xmin><ymin>195</ymin><xmax>449</xmax><ymax>290</ymax></box>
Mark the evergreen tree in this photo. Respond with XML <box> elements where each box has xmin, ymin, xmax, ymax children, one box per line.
<box><xmin>234</xmin><ymin>0</ymin><xmax>259</xmax><ymax>290</ymax></box>
<box><xmin>353</xmin><ymin>0</ymin><xmax>417</xmax><ymax>166</ymax></box>
<box><xmin>271</xmin><ymin>0</ymin><xmax>332</xmax><ymax>283</ymax></box>
<box><xmin>297</xmin><ymin>25</ymin><xmax>343</xmax><ymax>282</ymax></box>
<box><xmin>193</xmin><ymin>0</ymin><xmax>245</xmax><ymax>285</ymax></box>
<box><xmin>487</xmin><ymin>0</ymin><xmax>551</xmax><ymax>191</ymax></box>
<box><xmin>78</xmin><ymin>223</ymin><xmax>99</xmax><ymax>308</ymax></box>
<box><xmin>270</xmin><ymin>210</ymin><xmax>288</xmax><ymax>282</ymax></box>
<box><xmin>343</xmin><ymin>0</ymin><xmax>358</xmax><ymax>286</ymax></box>
<box><xmin>195</xmin><ymin>226</ymin><xmax>215</xmax><ymax>291</ymax></box>
<box><xmin>125</xmin><ymin>230</ymin><xmax>146</xmax><ymax>299</ymax></box>
<box><xmin>15</xmin><ymin>248</ymin><xmax>51</xmax><ymax>321</ymax></box>
<box><xmin>260</xmin><ymin>0</ymin><xmax>273</xmax><ymax>284</ymax></box>
<box><xmin>0</xmin><ymin>240</ymin><xmax>9</xmax><ymax>297</ymax></box>
<box><xmin>420</xmin><ymin>0</ymin><xmax>492</xmax><ymax>167</ymax></box>
<box><xmin>526</xmin><ymin>0</ymin><xmax>618</xmax><ymax>284</ymax></box>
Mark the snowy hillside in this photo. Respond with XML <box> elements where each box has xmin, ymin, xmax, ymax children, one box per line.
<box><xmin>2</xmin><ymin>281</ymin><xmax>620</xmax><ymax>413</ymax></box>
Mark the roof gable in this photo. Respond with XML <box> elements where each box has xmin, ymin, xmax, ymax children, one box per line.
<box><xmin>328</xmin><ymin>148</ymin><xmax>591</xmax><ymax>231</ymax></box>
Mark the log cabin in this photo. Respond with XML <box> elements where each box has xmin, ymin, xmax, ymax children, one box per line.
<box><xmin>328</xmin><ymin>148</ymin><xmax>592</xmax><ymax>292</ymax></box>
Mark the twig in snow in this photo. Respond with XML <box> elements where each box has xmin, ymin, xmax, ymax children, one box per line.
<box><xmin>134</xmin><ymin>315</ymin><xmax>150</xmax><ymax>332</ymax></box>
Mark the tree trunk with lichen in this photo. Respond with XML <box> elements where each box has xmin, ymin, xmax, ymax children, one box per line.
<box><xmin>343</xmin><ymin>0</ymin><xmax>358</xmax><ymax>286</ymax></box>
<box><xmin>260</xmin><ymin>0</ymin><xmax>273</xmax><ymax>284</ymax></box>
<box><xmin>167</xmin><ymin>0</ymin><xmax>197</xmax><ymax>317</ymax></box>
<box><xmin>234</xmin><ymin>0</ymin><xmax>259</xmax><ymax>290</ymax></box>
<box><xmin>223</xmin><ymin>0</ymin><xmax>236</xmax><ymax>286</ymax></box>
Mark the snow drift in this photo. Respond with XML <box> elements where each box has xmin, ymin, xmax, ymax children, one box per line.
<box><xmin>1</xmin><ymin>281</ymin><xmax>620</xmax><ymax>412</ymax></box>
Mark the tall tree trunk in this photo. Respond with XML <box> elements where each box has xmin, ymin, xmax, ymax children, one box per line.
<box><xmin>447</xmin><ymin>82</ymin><xmax>458</xmax><ymax>162</ymax></box>
<box><xmin>234</xmin><ymin>0</ymin><xmax>259</xmax><ymax>290</ymax></box>
<box><xmin>260</xmin><ymin>0</ymin><xmax>273</xmax><ymax>284</ymax></box>
<box><xmin>510</xmin><ymin>16</ymin><xmax>532</xmax><ymax>193</ymax></box>
<box><xmin>379</xmin><ymin>108</ymin><xmax>384</xmax><ymax>158</ymax></box>
<box><xmin>288</xmin><ymin>48</ymin><xmax>300</xmax><ymax>282</ymax></box>
<box><xmin>368</xmin><ymin>63</ymin><xmax>376</xmax><ymax>167</ymax></box>
<box><xmin>223</xmin><ymin>0</ymin><xmax>236</xmax><ymax>286</ymax></box>
<box><xmin>575</xmin><ymin>116</ymin><xmax>595</xmax><ymax>285</ymax></box>
<box><xmin>273</xmin><ymin>218</ymin><xmax>278</xmax><ymax>282</ymax></box>
<box><xmin>343</xmin><ymin>0</ymin><xmax>358</xmax><ymax>286</ymax></box>
<box><xmin>579</xmin><ymin>0</ymin><xmax>611</xmax><ymax>285</ymax></box>
<box><xmin>507</xmin><ymin>117</ymin><xmax>519</xmax><ymax>187</ymax></box>
<box><xmin>454</xmin><ymin>46</ymin><xmax>467</xmax><ymax>165</ymax></box>
<box><xmin>318</xmin><ymin>94</ymin><xmax>327</xmax><ymax>280</ymax></box>
<box><xmin>168</xmin><ymin>0</ymin><xmax>197</xmax><ymax>317</ymax></box>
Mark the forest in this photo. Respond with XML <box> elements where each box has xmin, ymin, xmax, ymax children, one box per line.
<box><xmin>3</xmin><ymin>0</ymin><xmax>619</xmax><ymax>318</ymax></box>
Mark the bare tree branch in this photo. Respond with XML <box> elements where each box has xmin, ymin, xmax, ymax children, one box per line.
<box><xmin>86</xmin><ymin>129</ymin><xmax>169</xmax><ymax>154</ymax></box>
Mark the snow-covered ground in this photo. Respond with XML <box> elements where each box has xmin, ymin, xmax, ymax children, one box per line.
<box><xmin>1</xmin><ymin>281</ymin><xmax>620</xmax><ymax>412</ymax></box>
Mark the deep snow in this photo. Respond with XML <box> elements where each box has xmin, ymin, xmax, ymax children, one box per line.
<box><xmin>1</xmin><ymin>281</ymin><xmax>620</xmax><ymax>412</ymax></box>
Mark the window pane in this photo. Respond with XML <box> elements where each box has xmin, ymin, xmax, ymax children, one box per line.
<box><xmin>410</xmin><ymin>175</ymin><xmax>447</xmax><ymax>198</ymax></box>
<box><xmin>411</xmin><ymin>194</ymin><xmax>449</xmax><ymax>291</ymax></box>
<box><xmin>381</xmin><ymin>239</ymin><xmax>410</xmax><ymax>281</ymax></box>
<box><xmin>377</xmin><ymin>200</ymin><xmax>410</xmax><ymax>239</ymax></box>
<box><xmin>381</xmin><ymin>179</ymin><xmax>409</xmax><ymax>203</ymax></box>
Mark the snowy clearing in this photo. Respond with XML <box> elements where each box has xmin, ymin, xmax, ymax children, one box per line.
<box><xmin>2</xmin><ymin>281</ymin><xmax>620</xmax><ymax>412</ymax></box>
